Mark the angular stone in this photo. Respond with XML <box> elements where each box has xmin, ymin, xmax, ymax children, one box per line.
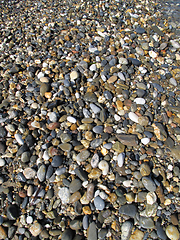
<box><xmin>152</xmin><ymin>123</ymin><xmax>167</xmax><ymax>141</ymax></box>
<box><xmin>129</xmin><ymin>229</ymin><xmax>144</xmax><ymax>240</ymax></box>
<box><xmin>84</xmin><ymin>92</ymin><xmax>97</xmax><ymax>102</ymax></box>
<box><xmin>0</xmin><ymin>225</ymin><xmax>7</xmax><ymax>239</ymax></box>
<box><xmin>119</xmin><ymin>204</ymin><xmax>137</xmax><ymax>218</ymax></box>
<box><xmin>112</xmin><ymin>141</ymin><xmax>125</xmax><ymax>153</ymax></box>
<box><xmin>116</xmin><ymin>134</ymin><xmax>138</xmax><ymax>146</ymax></box>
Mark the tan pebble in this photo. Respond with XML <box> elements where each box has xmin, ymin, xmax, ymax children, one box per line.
<box><xmin>101</xmin><ymin>147</ymin><xmax>108</xmax><ymax>156</ymax></box>
<box><xmin>107</xmin><ymin>193</ymin><xmax>117</xmax><ymax>203</ymax></box>
<box><xmin>70</xmin><ymin>123</ymin><xmax>77</xmax><ymax>131</ymax></box>
<box><xmin>171</xmin><ymin>214</ymin><xmax>179</xmax><ymax>225</ymax></box>
<box><xmin>45</xmin><ymin>92</ymin><xmax>52</xmax><ymax>99</ymax></box>
<box><xmin>86</xmin><ymin>183</ymin><xmax>94</xmax><ymax>201</ymax></box>
<box><xmin>69</xmin><ymin>191</ymin><xmax>81</xmax><ymax>204</ymax></box>
<box><xmin>146</xmin><ymin>192</ymin><xmax>157</xmax><ymax>205</ymax></box>
<box><xmin>140</xmin><ymin>163</ymin><xmax>151</xmax><ymax>176</ymax></box>
<box><xmin>85</xmin><ymin>131</ymin><xmax>94</xmax><ymax>141</ymax></box>
<box><xmin>88</xmin><ymin>168</ymin><xmax>102</xmax><ymax>179</ymax></box>
<box><xmin>30</xmin><ymin>222</ymin><xmax>42</xmax><ymax>237</ymax></box>
<box><xmin>111</xmin><ymin>220</ymin><xmax>121</xmax><ymax>232</ymax></box>
<box><xmin>164</xmin><ymin>198</ymin><xmax>171</xmax><ymax>205</ymax></box>
<box><xmin>166</xmin><ymin>225</ymin><xmax>179</xmax><ymax>240</ymax></box>
<box><xmin>116</xmin><ymin>100</ymin><xmax>123</xmax><ymax>110</ymax></box>
<box><xmin>126</xmin><ymin>192</ymin><xmax>135</xmax><ymax>203</ymax></box>
<box><xmin>0</xmin><ymin>225</ymin><xmax>7</xmax><ymax>239</ymax></box>
<box><xmin>80</xmin><ymin>192</ymin><xmax>89</xmax><ymax>205</ymax></box>
<box><xmin>40</xmin><ymin>77</ymin><xmax>49</xmax><ymax>83</ymax></box>
<box><xmin>129</xmin><ymin>229</ymin><xmax>144</xmax><ymax>240</ymax></box>
<box><xmin>81</xmin><ymin>139</ymin><xmax>90</xmax><ymax>148</ymax></box>
<box><xmin>82</xmin><ymin>206</ymin><xmax>92</xmax><ymax>215</ymax></box>
<box><xmin>107</xmin><ymin>75</ymin><xmax>117</xmax><ymax>83</ymax></box>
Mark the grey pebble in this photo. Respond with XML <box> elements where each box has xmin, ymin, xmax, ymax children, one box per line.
<box><xmin>119</xmin><ymin>204</ymin><xmax>137</xmax><ymax>218</ymax></box>
<box><xmin>88</xmin><ymin>222</ymin><xmax>97</xmax><ymax>240</ymax></box>
<box><xmin>69</xmin><ymin>179</ymin><xmax>82</xmax><ymax>193</ymax></box>
<box><xmin>51</xmin><ymin>156</ymin><xmax>63</xmax><ymax>167</ymax></box>
<box><xmin>142</xmin><ymin>177</ymin><xmax>156</xmax><ymax>192</ymax></box>
<box><xmin>37</xmin><ymin>164</ymin><xmax>46</xmax><ymax>182</ymax></box>
<box><xmin>139</xmin><ymin>216</ymin><xmax>155</xmax><ymax>228</ymax></box>
<box><xmin>94</xmin><ymin>196</ymin><xmax>105</xmax><ymax>210</ymax></box>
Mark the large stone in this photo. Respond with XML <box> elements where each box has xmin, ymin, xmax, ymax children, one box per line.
<box><xmin>116</xmin><ymin>134</ymin><xmax>138</xmax><ymax>146</ymax></box>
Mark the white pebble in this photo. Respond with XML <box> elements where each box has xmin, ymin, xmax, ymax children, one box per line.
<box><xmin>67</xmin><ymin>116</ymin><xmax>77</xmax><ymax>123</ymax></box>
<box><xmin>123</xmin><ymin>180</ymin><xmax>132</xmax><ymax>188</ymax></box>
<box><xmin>117</xmin><ymin>153</ymin><xmax>125</xmax><ymax>167</ymax></box>
<box><xmin>0</xmin><ymin>159</ymin><xmax>5</xmax><ymax>167</ymax></box>
<box><xmin>37</xmin><ymin>72</ymin><xmax>44</xmax><ymax>79</ymax></box>
<box><xmin>118</xmin><ymin>72</ymin><xmax>126</xmax><ymax>81</ymax></box>
<box><xmin>141</xmin><ymin>137</ymin><xmax>150</xmax><ymax>145</ymax></box>
<box><xmin>170</xmin><ymin>40</ymin><xmax>180</xmax><ymax>49</ymax></box>
<box><xmin>169</xmin><ymin>78</ymin><xmax>177</xmax><ymax>86</ymax></box>
<box><xmin>70</xmin><ymin>70</ymin><xmax>79</xmax><ymax>80</ymax></box>
<box><xmin>98</xmin><ymin>160</ymin><xmax>109</xmax><ymax>175</ymax></box>
<box><xmin>90</xmin><ymin>103</ymin><xmax>101</xmax><ymax>114</ymax></box>
<box><xmin>26</xmin><ymin>216</ymin><xmax>33</xmax><ymax>224</ymax></box>
<box><xmin>99</xmin><ymin>191</ymin><xmax>108</xmax><ymax>200</ymax></box>
<box><xmin>114</xmin><ymin>114</ymin><xmax>121</xmax><ymax>121</ymax></box>
<box><xmin>58</xmin><ymin>187</ymin><xmax>70</xmax><ymax>204</ymax></box>
<box><xmin>14</xmin><ymin>133</ymin><xmax>24</xmax><ymax>145</ymax></box>
<box><xmin>129</xmin><ymin>112</ymin><xmax>139</xmax><ymax>123</ymax></box>
<box><xmin>134</xmin><ymin>98</ymin><xmax>146</xmax><ymax>105</ymax></box>
<box><xmin>89</xmin><ymin>64</ymin><xmax>97</xmax><ymax>71</ymax></box>
<box><xmin>149</xmin><ymin>50</ymin><xmax>158</xmax><ymax>58</ymax></box>
<box><xmin>146</xmin><ymin>192</ymin><xmax>157</xmax><ymax>205</ymax></box>
<box><xmin>43</xmin><ymin>151</ymin><xmax>49</xmax><ymax>161</ymax></box>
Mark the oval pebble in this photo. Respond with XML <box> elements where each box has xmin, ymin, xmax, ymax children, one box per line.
<box><xmin>58</xmin><ymin>187</ymin><xmax>70</xmax><ymax>204</ymax></box>
<box><xmin>14</xmin><ymin>133</ymin><xmax>24</xmax><ymax>145</ymax></box>
<box><xmin>141</xmin><ymin>138</ymin><xmax>150</xmax><ymax>145</ymax></box>
<box><xmin>121</xmin><ymin>221</ymin><xmax>133</xmax><ymax>240</ymax></box>
<box><xmin>67</xmin><ymin>116</ymin><xmax>77</xmax><ymax>123</ymax></box>
<box><xmin>23</xmin><ymin>168</ymin><xmax>36</xmax><ymax>179</ymax></box>
<box><xmin>142</xmin><ymin>177</ymin><xmax>156</xmax><ymax>192</ymax></box>
<box><xmin>37</xmin><ymin>164</ymin><xmax>46</xmax><ymax>182</ymax></box>
<box><xmin>0</xmin><ymin>159</ymin><xmax>5</xmax><ymax>167</ymax></box>
<box><xmin>98</xmin><ymin>160</ymin><xmax>109</xmax><ymax>175</ymax></box>
<box><xmin>166</xmin><ymin>225</ymin><xmax>179</xmax><ymax>240</ymax></box>
<box><xmin>76</xmin><ymin>150</ymin><xmax>90</xmax><ymax>162</ymax></box>
<box><xmin>134</xmin><ymin>98</ymin><xmax>146</xmax><ymax>105</ymax></box>
<box><xmin>94</xmin><ymin>196</ymin><xmax>105</xmax><ymax>210</ymax></box>
<box><xmin>29</xmin><ymin>222</ymin><xmax>42</xmax><ymax>237</ymax></box>
<box><xmin>129</xmin><ymin>112</ymin><xmax>139</xmax><ymax>123</ymax></box>
<box><xmin>117</xmin><ymin>153</ymin><xmax>125</xmax><ymax>167</ymax></box>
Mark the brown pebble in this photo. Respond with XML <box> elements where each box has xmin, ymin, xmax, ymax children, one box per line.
<box><xmin>82</xmin><ymin>206</ymin><xmax>92</xmax><ymax>215</ymax></box>
<box><xmin>171</xmin><ymin>214</ymin><xmax>179</xmax><ymax>225</ymax></box>
<box><xmin>124</xmin><ymin>99</ymin><xmax>132</xmax><ymax>107</ymax></box>
<box><xmin>104</xmin><ymin>126</ymin><xmax>113</xmax><ymax>133</ymax></box>
<box><xmin>69</xmin><ymin>191</ymin><xmax>81</xmax><ymax>204</ymax></box>
<box><xmin>19</xmin><ymin>189</ymin><xmax>27</xmax><ymax>198</ymax></box>
<box><xmin>107</xmin><ymin>75</ymin><xmax>117</xmax><ymax>83</ymax></box>
<box><xmin>47</xmin><ymin>122</ymin><xmax>60</xmax><ymax>130</ymax></box>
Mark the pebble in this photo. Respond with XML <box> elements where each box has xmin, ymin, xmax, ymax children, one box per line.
<box><xmin>58</xmin><ymin>187</ymin><xmax>70</xmax><ymax>204</ymax></box>
<box><xmin>141</xmin><ymin>137</ymin><xmax>150</xmax><ymax>145</ymax></box>
<box><xmin>117</xmin><ymin>153</ymin><xmax>125</xmax><ymax>167</ymax></box>
<box><xmin>0</xmin><ymin>226</ymin><xmax>7</xmax><ymax>239</ymax></box>
<box><xmin>87</xmin><ymin>222</ymin><xmax>97</xmax><ymax>240</ymax></box>
<box><xmin>142</xmin><ymin>177</ymin><xmax>156</xmax><ymax>192</ymax></box>
<box><xmin>98</xmin><ymin>160</ymin><xmax>109</xmax><ymax>175</ymax></box>
<box><xmin>94</xmin><ymin>196</ymin><xmax>105</xmax><ymax>210</ymax></box>
<box><xmin>90</xmin><ymin>103</ymin><xmax>101</xmax><ymax>114</ymax></box>
<box><xmin>129</xmin><ymin>112</ymin><xmax>139</xmax><ymax>123</ymax></box>
<box><xmin>119</xmin><ymin>204</ymin><xmax>137</xmax><ymax>218</ymax></box>
<box><xmin>0</xmin><ymin>159</ymin><xmax>5</xmax><ymax>167</ymax></box>
<box><xmin>139</xmin><ymin>217</ymin><xmax>154</xmax><ymax>229</ymax></box>
<box><xmin>165</xmin><ymin>225</ymin><xmax>179</xmax><ymax>240</ymax></box>
<box><xmin>121</xmin><ymin>221</ymin><xmax>133</xmax><ymax>240</ymax></box>
<box><xmin>67</xmin><ymin>116</ymin><xmax>77</xmax><ymax>123</ymax></box>
<box><xmin>76</xmin><ymin>150</ymin><xmax>90</xmax><ymax>162</ymax></box>
<box><xmin>134</xmin><ymin>98</ymin><xmax>145</xmax><ymax>105</ymax></box>
<box><xmin>69</xmin><ymin>179</ymin><xmax>82</xmax><ymax>193</ymax></box>
<box><xmin>37</xmin><ymin>164</ymin><xmax>46</xmax><ymax>182</ymax></box>
<box><xmin>146</xmin><ymin>192</ymin><xmax>157</xmax><ymax>205</ymax></box>
<box><xmin>14</xmin><ymin>133</ymin><xmax>24</xmax><ymax>145</ymax></box>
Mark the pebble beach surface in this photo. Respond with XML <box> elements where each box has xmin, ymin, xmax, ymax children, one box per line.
<box><xmin>0</xmin><ymin>0</ymin><xmax>180</xmax><ymax>239</ymax></box>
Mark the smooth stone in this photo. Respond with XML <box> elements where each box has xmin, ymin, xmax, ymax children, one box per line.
<box><xmin>119</xmin><ymin>57</ymin><xmax>128</xmax><ymax>65</ymax></box>
<box><xmin>90</xmin><ymin>138</ymin><xmax>103</xmax><ymax>148</ymax></box>
<box><xmin>40</xmin><ymin>77</ymin><xmax>49</xmax><ymax>83</ymax></box>
<box><xmin>94</xmin><ymin>196</ymin><xmax>105</xmax><ymax>210</ymax></box>
<box><xmin>146</xmin><ymin>192</ymin><xmax>157</xmax><ymax>205</ymax></box>
<box><xmin>69</xmin><ymin>179</ymin><xmax>82</xmax><ymax>193</ymax></box>
<box><xmin>23</xmin><ymin>168</ymin><xmax>36</xmax><ymax>179</ymax></box>
<box><xmin>93</xmin><ymin>125</ymin><xmax>103</xmax><ymax>134</ymax></box>
<box><xmin>142</xmin><ymin>177</ymin><xmax>156</xmax><ymax>192</ymax></box>
<box><xmin>7</xmin><ymin>204</ymin><xmax>19</xmax><ymax>220</ymax></box>
<box><xmin>170</xmin><ymin>40</ymin><xmax>180</xmax><ymax>49</ymax></box>
<box><xmin>136</xmin><ymin>27</ymin><xmax>146</xmax><ymax>34</ymax></box>
<box><xmin>160</xmin><ymin>42</ymin><xmax>167</xmax><ymax>50</ymax></box>
<box><xmin>61</xmin><ymin>229</ymin><xmax>74</xmax><ymax>240</ymax></box>
<box><xmin>58</xmin><ymin>187</ymin><xmax>70</xmax><ymax>204</ymax></box>
<box><xmin>152</xmin><ymin>83</ymin><xmax>164</xmax><ymax>93</ymax></box>
<box><xmin>0</xmin><ymin>143</ymin><xmax>6</xmax><ymax>154</ymax></box>
<box><xmin>128</xmin><ymin>58</ymin><xmax>142</xmax><ymax>66</ymax></box>
<box><xmin>166</xmin><ymin>225</ymin><xmax>179</xmax><ymax>240</ymax></box>
<box><xmin>55</xmin><ymin>167</ymin><xmax>66</xmax><ymax>176</ymax></box>
<box><xmin>30</xmin><ymin>222</ymin><xmax>43</xmax><ymax>237</ymax></box>
<box><xmin>87</xmin><ymin>222</ymin><xmax>97</xmax><ymax>240</ymax></box>
<box><xmin>0</xmin><ymin>128</ymin><xmax>6</xmax><ymax>138</ymax></box>
<box><xmin>112</xmin><ymin>141</ymin><xmax>125</xmax><ymax>153</ymax></box>
<box><xmin>48</xmin><ymin>112</ymin><xmax>57</xmax><ymax>122</ymax></box>
<box><xmin>140</xmin><ymin>163</ymin><xmax>151</xmax><ymax>176</ymax></box>
<box><xmin>21</xmin><ymin>151</ymin><xmax>31</xmax><ymax>163</ymax></box>
<box><xmin>70</xmin><ymin>220</ymin><xmax>82</xmax><ymax>230</ymax></box>
<box><xmin>138</xmin><ymin>116</ymin><xmax>149</xmax><ymax>126</ymax></box>
<box><xmin>141</xmin><ymin>138</ymin><xmax>150</xmax><ymax>145</ymax></box>
<box><xmin>117</xmin><ymin>153</ymin><xmax>125</xmax><ymax>167</ymax></box>
<box><xmin>98</xmin><ymin>228</ymin><xmax>108</xmax><ymax>239</ymax></box>
<box><xmin>46</xmin><ymin>165</ymin><xmax>54</xmax><ymax>179</ymax></box>
<box><xmin>40</xmin><ymin>83</ymin><xmax>50</xmax><ymax>96</ymax></box>
<box><xmin>116</xmin><ymin>134</ymin><xmax>138</xmax><ymax>146</ymax></box>
<box><xmin>90</xmin><ymin>103</ymin><xmax>101</xmax><ymax>114</ymax></box>
<box><xmin>169</xmin><ymin>78</ymin><xmax>177</xmax><ymax>86</ymax></box>
<box><xmin>49</xmin><ymin>229</ymin><xmax>62</xmax><ymax>236</ymax></box>
<box><xmin>76</xmin><ymin>150</ymin><xmax>90</xmax><ymax>162</ymax></box>
<box><xmin>0</xmin><ymin>225</ymin><xmax>7</xmax><ymax>239</ymax></box>
<box><xmin>69</xmin><ymin>192</ymin><xmax>81</xmax><ymax>204</ymax></box>
<box><xmin>139</xmin><ymin>217</ymin><xmax>154</xmax><ymax>229</ymax></box>
<box><xmin>134</xmin><ymin>98</ymin><xmax>145</xmax><ymax>105</ymax></box>
<box><xmin>51</xmin><ymin>156</ymin><xmax>63</xmax><ymax>167</ymax></box>
<box><xmin>60</xmin><ymin>133</ymin><xmax>72</xmax><ymax>143</ymax></box>
<box><xmin>156</xmin><ymin>222</ymin><xmax>167</xmax><ymax>240</ymax></box>
<box><xmin>8</xmin><ymin>226</ymin><xmax>16</xmax><ymax>238</ymax></box>
<box><xmin>129</xmin><ymin>229</ymin><xmax>144</xmax><ymax>240</ymax></box>
<box><xmin>14</xmin><ymin>133</ymin><xmax>24</xmax><ymax>145</ymax></box>
<box><xmin>119</xmin><ymin>204</ymin><xmax>137</xmax><ymax>218</ymax></box>
<box><xmin>0</xmin><ymin>159</ymin><xmax>5</xmax><ymax>167</ymax></box>
<box><xmin>74</xmin><ymin>167</ymin><xmax>88</xmax><ymax>181</ymax></box>
<box><xmin>59</xmin><ymin>143</ymin><xmax>72</xmax><ymax>152</ymax></box>
<box><xmin>70</xmin><ymin>71</ymin><xmax>79</xmax><ymax>80</ymax></box>
<box><xmin>37</xmin><ymin>164</ymin><xmax>46</xmax><ymax>182</ymax></box>
<box><xmin>171</xmin><ymin>146</ymin><xmax>180</xmax><ymax>160</ymax></box>
<box><xmin>103</xmin><ymin>143</ymin><xmax>112</xmax><ymax>149</ymax></box>
<box><xmin>83</xmin><ymin>215</ymin><xmax>89</xmax><ymax>230</ymax></box>
<box><xmin>121</xmin><ymin>221</ymin><xmax>133</xmax><ymax>240</ymax></box>
<box><xmin>90</xmin><ymin>64</ymin><xmax>97</xmax><ymax>71</ymax></box>
<box><xmin>98</xmin><ymin>160</ymin><xmax>109</xmax><ymax>175</ymax></box>
<box><xmin>129</xmin><ymin>112</ymin><xmax>139</xmax><ymax>123</ymax></box>
<box><xmin>17</xmin><ymin>172</ymin><xmax>26</xmax><ymax>182</ymax></box>
<box><xmin>67</xmin><ymin>116</ymin><xmax>77</xmax><ymax>123</ymax></box>
<box><xmin>84</xmin><ymin>92</ymin><xmax>97</xmax><ymax>102</ymax></box>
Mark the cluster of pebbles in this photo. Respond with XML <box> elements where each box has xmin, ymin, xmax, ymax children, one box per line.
<box><xmin>0</xmin><ymin>0</ymin><xmax>180</xmax><ymax>239</ymax></box>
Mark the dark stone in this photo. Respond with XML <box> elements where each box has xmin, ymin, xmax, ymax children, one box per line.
<box><xmin>116</xmin><ymin>134</ymin><xmax>139</xmax><ymax>146</ymax></box>
<box><xmin>119</xmin><ymin>204</ymin><xmax>137</xmax><ymax>218</ymax></box>
<box><xmin>7</xmin><ymin>204</ymin><xmax>19</xmax><ymax>220</ymax></box>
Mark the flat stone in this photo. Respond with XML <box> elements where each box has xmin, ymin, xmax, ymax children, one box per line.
<box><xmin>58</xmin><ymin>187</ymin><xmax>70</xmax><ymax>204</ymax></box>
<box><xmin>170</xmin><ymin>146</ymin><xmax>180</xmax><ymax>160</ymax></box>
<box><xmin>129</xmin><ymin>112</ymin><xmax>139</xmax><ymax>123</ymax></box>
<box><xmin>59</xmin><ymin>143</ymin><xmax>72</xmax><ymax>152</ymax></box>
<box><xmin>30</xmin><ymin>222</ymin><xmax>43</xmax><ymax>237</ymax></box>
<box><xmin>90</xmin><ymin>138</ymin><xmax>103</xmax><ymax>148</ymax></box>
<box><xmin>156</xmin><ymin>222</ymin><xmax>167</xmax><ymax>240</ymax></box>
<box><xmin>140</xmin><ymin>163</ymin><xmax>151</xmax><ymax>176</ymax></box>
<box><xmin>84</xmin><ymin>92</ymin><xmax>97</xmax><ymax>102</ymax></box>
<box><xmin>23</xmin><ymin>167</ymin><xmax>36</xmax><ymax>179</ymax></box>
<box><xmin>37</xmin><ymin>164</ymin><xmax>46</xmax><ymax>182</ymax></box>
<box><xmin>128</xmin><ymin>58</ymin><xmax>142</xmax><ymax>66</ymax></box>
<box><xmin>166</xmin><ymin>225</ymin><xmax>179</xmax><ymax>240</ymax></box>
<box><xmin>119</xmin><ymin>204</ymin><xmax>137</xmax><ymax>218</ymax></box>
<box><xmin>70</xmin><ymin>70</ymin><xmax>79</xmax><ymax>80</ymax></box>
<box><xmin>142</xmin><ymin>177</ymin><xmax>156</xmax><ymax>192</ymax></box>
<box><xmin>136</xmin><ymin>27</ymin><xmax>146</xmax><ymax>34</ymax></box>
<box><xmin>112</xmin><ymin>141</ymin><xmax>125</xmax><ymax>153</ymax></box>
<box><xmin>116</xmin><ymin>134</ymin><xmax>138</xmax><ymax>146</ymax></box>
<box><xmin>69</xmin><ymin>179</ymin><xmax>82</xmax><ymax>193</ymax></box>
<box><xmin>76</xmin><ymin>150</ymin><xmax>90</xmax><ymax>162</ymax></box>
<box><xmin>152</xmin><ymin>25</ymin><xmax>164</xmax><ymax>36</ymax></box>
<box><xmin>90</xmin><ymin>103</ymin><xmax>101</xmax><ymax>114</ymax></box>
<box><xmin>0</xmin><ymin>226</ymin><xmax>7</xmax><ymax>239</ymax></box>
<box><xmin>139</xmin><ymin>217</ymin><xmax>154</xmax><ymax>229</ymax></box>
<box><xmin>121</xmin><ymin>221</ymin><xmax>133</xmax><ymax>240</ymax></box>
<box><xmin>87</xmin><ymin>222</ymin><xmax>97</xmax><ymax>240</ymax></box>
